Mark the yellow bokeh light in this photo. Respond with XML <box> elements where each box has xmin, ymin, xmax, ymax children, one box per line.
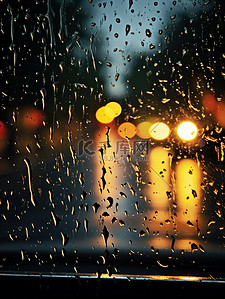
<box><xmin>106</xmin><ymin>102</ymin><xmax>122</xmax><ymax>117</ymax></box>
<box><xmin>149</xmin><ymin>122</ymin><xmax>170</xmax><ymax>140</ymax></box>
<box><xmin>136</xmin><ymin>121</ymin><xmax>152</xmax><ymax>139</ymax></box>
<box><xmin>118</xmin><ymin>122</ymin><xmax>137</xmax><ymax>139</ymax></box>
<box><xmin>177</xmin><ymin>121</ymin><xmax>198</xmax><ymax>141</ymax></box>
<box><xmin>95</xmin><ymin>106</ymin><xmax>115</xmax><ymax>124</ymax></box>
<box><xmin>175</xmin><ymin>159</ymin><xmax>201</xmax><ymax>223</ymax></box>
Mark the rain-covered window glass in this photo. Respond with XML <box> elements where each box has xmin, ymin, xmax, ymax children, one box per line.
<box><xmin>0</xmin><ymin>0</ymin><xmax>225</xmax><ymax>280</ymax></box>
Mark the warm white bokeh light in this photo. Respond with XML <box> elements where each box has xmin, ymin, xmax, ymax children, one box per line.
<box><xmin>177</xmin><ymin>121</ymin><xmax>198</xmax><ymax>141</ymax></box>
<box><xmin>149</xmin><ymin>122</ymin><xmax>170</xmax><ymax>140</ymax></box>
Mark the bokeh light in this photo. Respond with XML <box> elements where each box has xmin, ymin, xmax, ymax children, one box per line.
<box><xmin>106</xmin><ymin>102</ymin><xmax>122</xmax><ymax>117</ymax></box>
<box><xmin>215</xmin><ymin>102</ymin><xmax>225</xmax><ymax>128</ymax></box>
<box><xmin>149</xmin><ymin>122</ymin><xmax>170</xmax><ymax>140</ymax></box>
<box><xmin>96</xmin><ymin>102</ymin><xmax>122</xmax><ymax>124</ymax></box>
<box><xmin>136</xmin><ymin>121</ymin><xmax>152</xmax><ymax>139</ymax></box>
<box><xmin>95</xmin><ymin>106</ymin><xmax>115</xmax><ymax>124</ymax></box>
<box><xmin>22</xmin><ymin>109</ymin><xmax>46</xmax><ymax>130</ymax></box>
<box><xmin>177</xmin><ymin>121</ymin><xmax>198</xmax><ymax>141</ymax></box>
<box><xmin>202</xmin><ymin>94</ymin><xmax>218</xmax><ymax>113</ymax></box>
<box><xmin>118</xmin><ymin>122</ymin><xmax>137</xmax><ymax>139</ymax></box>
<box><xmin>176</xmin><ymin>159</ymin><xmax>201</xmax><ymax>223</ymax></box>
<box><xmin>202</xmin><ymin>94</ymin><xmax>225</xmax><ymax>128</ymax></box>
<box><xmin>0</xmin><ymin>121</ymin><xmax>7</xmax><ymax>140</ymax></box>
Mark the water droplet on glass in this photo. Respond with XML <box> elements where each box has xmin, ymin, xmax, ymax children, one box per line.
<box><xmin>145</xmin><ymin>29</ymin><xmax>152</xmax><ymax>37</ymax></box>
<box><xmin>51</xmin><ymin>211</ymin><xmax>61</xmax><ymax>227</ymax></box>
<box><xmin>139</xmin><ymin>230</ymin><xmax>146</xmax><ymax>237</ymax></box>
<box><xmin>84</xmin><ymin>219</ymin><xmax>88</xmax><ymax>233</ymax></box>
<box><xmin>61</xmin><ymin>232</ymin><xmax>69</xmax><ymax>246</ymax></box>
<box><xmin>102</xmin><ymin>225</ymin><xmax>109</xmax><ymax>247</ymax></box>
<box><xmin>92</xmin><ymin>202</ymin><xmax>101</xmax><ymax>213</ymax></box>
<box><xmin>125</xmin><ymin>24</ymin><xmax>131</xmax><ymax>36</ymax></box>
<box><xmin>24</xmin><ymin>158</ymin><xmax>37</xmax><ymax>207</ymax></box>
<box><xmin>106</xmin><ymin>197</ymin><xmax>113</xmax><ymax>209</ymax></box>
<box><xmin>191</xmin><ymin>242</ymin><xmax>198</xmax><ymax>252</ymax></box>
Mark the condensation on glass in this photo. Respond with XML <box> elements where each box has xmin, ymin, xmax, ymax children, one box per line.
<box><xmin>0</xmin><ymin>0</ymin><xmax>224</xmax><ymax>277</ymax></box>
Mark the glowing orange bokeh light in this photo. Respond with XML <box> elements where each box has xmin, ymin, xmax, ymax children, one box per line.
<box><xmin>202</xmin><ymin>94</ymin><xmax>225</xmax><ymax>128</ymax></box>
<box><xmin>22</xmin><ymin>109</ymin><xmax>46</xmax><ymax>130</ymax></box>
<box><xmin>202</xmin><ymin>94</ymin><xmax>218</xmax><ymax>113</ymax></box>
<box><xmin>0</xmin><ymin>121</ymin><xmax>7</xmax><ymax>140</ymax></box>
<box><xmin>175</xmin><ymin>159</ymin><xmax>202</xmax><ymax>223</ymax></box>
<box><xmin>215</xmin><ymin>102</ymin><xmax>225</xmax><ymax>128</ymax></box>
<box><xmin>96</xmin><ymin>102</ymin><xmax>122</xmax><ymax>124</ymax></box>
<box><xmin>118</xmin><ymin>122</ymin><xmax>137</xmax><ymax>139</ymax></box>
<box><xmin>95</xmin><ymin>106</ymin><xmax>115</xmax><ymax>124</ymax></box>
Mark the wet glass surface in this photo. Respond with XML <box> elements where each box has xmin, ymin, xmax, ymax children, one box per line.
<box><xmin>0</xmin><ymin>0</ymin><xmax>225</xmax><ymax>278</ymax></box>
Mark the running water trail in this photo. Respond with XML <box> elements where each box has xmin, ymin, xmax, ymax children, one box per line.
<box><xmin>24</xmin><ymin>158</ymin><xmax>37</xmax><ymax>207</ymax></box>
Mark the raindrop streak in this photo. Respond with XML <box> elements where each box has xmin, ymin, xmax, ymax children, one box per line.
<box><xmin>24</xmin><ymin>158</ymin><xmax>37</xmax><ymax>207</ymax></box>
<box><xmin>115</xmin><ymin>73</ymin><xmax>120</xmax><ymax>81</ymax></box>
<box><xmin>48</xmin><ymin>189</ymin><xmax>55</xmax><ymax>208</ymax></box>
<box><xmin>119</xmin><ymin>191</ymin><xmax>127</xmax><ymax>198</ymax></box>
<box><xmin>84</xmin><ymin>219</ymin><xmax>88</xmax><ymax>233</ymax></box>
<box><xmin>171</xmin><ymin>235</ymin><xmax>175</xmax><ymax>252</ymax></box>
<box><xmin>21</xmin><ymin>250</ymin><xmax>25</xmax><ymax>261</ymax></box>
<box><xmin>51</xmin><ymin>211</ymin><xmax>61</xmax><ymax>226</ymax></box>
<box><xmin>90</xmin><ymin>35</ymin><xmax>96</xmax><ymax>71</ymax></box>
<box><xmin>135</xmin><ymin>201</ymin><xmax>139</xmax><ymax>213</ymax></box>
<box><xmin>75</xmin><ymin>220</ymin><xmax>81</xmax><ymax>232</ymax></box>
<box><xmin>9</xmin><ymin>5</ymin><xmax>14</xmax><ymax>44</ymax></box>
<box><xmin>101</xmin><ymin>166</ymin><xmax>107</xmax><ymax>190</ymax></box>
<box><xmin>102</xmin><ymin>226</ymin><xmax>109</xmax><ymax>247</ymax></box>
<box><xmin>157</xmin><ymin>260</ymin><xmax>169</xmax><ymax>268</ymax></box>
<box><xmin>69</xmin><ymin>145</ymin><xmax>76</xmax><ymax>165</ymax></box>
<box><xmin>207</xmin><ymin>217</ymin><xmax>216</xmax><ymax>226</ymax></box>
<box><xmin>58</xmin><ymin>0</ymin><xmax>68</xmax><ymax>42</ymax></box>
<box><xmin>68</xmin><ymin>105</ymin><xmax>72</xmax><ymax>124</ymax></box>
<box><xmin>79</xmin><ymin>172</ymin><xmax>84</xmax><ymax>187</ymax></box>
<box><xmin>25</xmin><ymin>227</ymin><xmax>29</xmax><ymax>240</ymax></box>
<box><xmin>106</xmin><ymin>126</ymin><xmax>111</xmax><ymax>148</ymax></box>
<box><xmin>45</xmin><ymin>0</ymin><xmax>56</xmax><ymax>48</ymax></box>
<box><xmin>61</xmin><ymin>232</ymin><xmax>69</xmax><ymax>246</ymax></box>
<box><xmin>129</xmin><ymin>0</ymin><xmax>133</xmax><ymax>9</ymax></box>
